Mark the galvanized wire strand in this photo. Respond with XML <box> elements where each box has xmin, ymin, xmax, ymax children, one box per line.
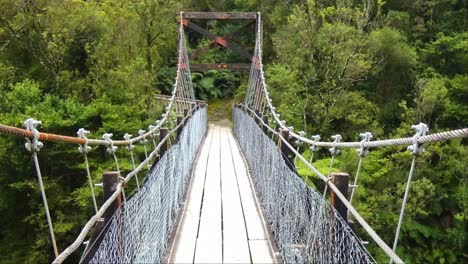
<box><xmin>304</xmin><ymin>151</ymin><xmax>315</xmax><ymax>186</ymax></box>
<box><xmin>84</xmin><ymin>154</ymin><xmax>99</xmax><ymax>214</ymax></box>
<box><xmin>236</xmin><ymin>106</ymin><xmax>404</xmax><ymax>263</ymax></box>
<box><xmin>33</xmin><ymin>152</ymin><xmax>59</xmax><ymax>257</ymax></box>
<box><xmin>112</xmin><ymin>153</ymin><xmax>120</xmax><ymax>172</ymax></box>
<box><xmin>390</xmin><ymin>155</ymin><xmax>417</xmax><ymax>264</ymax></box>
<box><xmin>128</xmin><ymin>150</ymin><xmax>141</xmax><ymax>190</ymax></box>
<box><xmin>349</xmin><ymin>157</ymin><xmax>363</xmax><ymax>204</ymax></box>
<box><xmin>322</xmin><ymin>154</ymin><xmax>336</xmax><ymax>198</ymax></box>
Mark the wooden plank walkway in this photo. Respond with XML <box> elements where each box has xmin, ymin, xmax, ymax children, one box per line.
<box><xmin>166</xmin><ymin>122</ymin><xmax>276</xmax><ymax>263</ymax></box>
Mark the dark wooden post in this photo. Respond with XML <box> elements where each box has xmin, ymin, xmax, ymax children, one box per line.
<box><xmin>330</xmin><ymin>172</ymin><xmax>349</xmax><ymax>220</ymax></box>
<box><xmin>279</xmin><ymin>129</ymin><xmax>295</xmax><ymax>170</ymax></box>
<box><xmin>254</xmin><ymin>109</ymin><xmax>261</xmax><ymax>125</ymax></box>
<box><xmin>159</xmin><ymin>127</ymin><xmax>169</xmax><ymax>157</ymax></box>
<box><xmin>80</xmin><ymin>171</ymin><xmax>121</xmax><ymax>263</ymax></box>
<box><xmin>183</xmin><ymin>108</ymin><xmax>189</xmax><ymax>118</ymax></box>
<box><xmin>176</xmin><ymin>115</ymin><xmax>184</xmax><ymax>141</ymax></box>
<box><xmin>103</xmin><ymin>172</ymin><xmax>122</xmax><ymax>225</ymax></box>
<box><xmin>262</xmin><ymin>115</ymin><xmax>269</xmax><ymax>134</ymax></box>
<box><xmin>330</xmin><ymin>172</ymin><xmax>350</xmax><ymax>262</ymax></box>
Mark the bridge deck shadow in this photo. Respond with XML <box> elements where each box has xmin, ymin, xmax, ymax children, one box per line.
<box><xmin>165</xmin><ymin>119</ymin><xmax>277</xmax><ymax>263</ymax></box>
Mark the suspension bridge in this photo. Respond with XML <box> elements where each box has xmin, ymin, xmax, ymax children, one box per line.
<box><xmin>0</xmin><ymin>12</ymin><xmax>466</xmax><ymax>264</ymax></box>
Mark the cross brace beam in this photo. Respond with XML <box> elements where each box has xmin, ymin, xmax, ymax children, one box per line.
<box><xmin>189</xmin><ymin>21</ymin><xmax>255</xmax><ymax>60</ymax></box>
<box><xmin>181</xmin><ymin>19</ymin><xmax>252</xmax><ymax>61</ymax></box>
<box><xmin>190</xmin><ymin>63</ymin><xmax>251</xmax><ymax>71</ymax></box>
<box><xmin>183</xmin><ymin>12</ymin><xmax>256</xmax><ymax>20</ymax></box>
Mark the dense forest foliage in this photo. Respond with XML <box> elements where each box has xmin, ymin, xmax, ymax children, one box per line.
<box><xmin>0</xmin><ymin>0</ymin><xmax>466</xmax><ymax>263</ymax></box>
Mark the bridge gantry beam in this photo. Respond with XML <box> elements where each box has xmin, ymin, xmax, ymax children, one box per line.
<box><xmin>180</xmin><ymin>12</ymin><xmax>258</xmax><ymax>72</ymax></box>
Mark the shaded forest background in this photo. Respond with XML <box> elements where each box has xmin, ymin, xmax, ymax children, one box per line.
<box><xmin>0</xmin><ymin>0</ymin><xmax>466</xmax><ymax>263</ymax></box>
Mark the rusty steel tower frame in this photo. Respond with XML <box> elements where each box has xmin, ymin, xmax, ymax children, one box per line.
<box><xmin>180</xmin><ymin>12</ymin><xmax>259</xmax><ymax>71</ymax></box>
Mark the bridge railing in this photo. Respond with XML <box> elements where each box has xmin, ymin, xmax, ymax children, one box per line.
<box><xmin>243</xmin><ymin>12</ymin><xmax>467</xmax><ymax>263</ymax></box>
<box><xmin>78</xmin><ymin>107</ymin><xmax>207</xmax><ymax>264</ymax></box>
<box><xmin>235</xmin><ymin>105</ymin><xmax>383</xmax><ymax>263</ymax></box>
<box><xmin>0</xmin><ymin>11</ymin><xmax>202</xmax><ymax>263</ymax></box>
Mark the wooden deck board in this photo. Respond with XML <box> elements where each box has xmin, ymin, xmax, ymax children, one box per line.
<box><xmin>168</xmin><ymin>126</ymin><xmax>214</xmax><ymax>263</ymax></box>
<box><xmin>220</xmin><ymin>127</ymin><xmax>251</xmax><ymax>263</ymax></box>
<box><xmin>226</xmin><ymin>131</ymin><xmax>268</xmax><ymax>240</ymax></box>
<box><xmin>194</xmin><ymin>126</ymin><xmax>222</xmax><ymax>263</ymax></box>
<box><xmin>167</xmin><ymin>122</ymin><xmax>276</xmax><ymax>264</ymax></box>
<box><xmin>249</xmin><ymin>240</ymin><xmax>276</xmax><ymax>264</ymax></box>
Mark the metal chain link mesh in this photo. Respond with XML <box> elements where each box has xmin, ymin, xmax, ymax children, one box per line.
<box><xmin>89</xmin><ymin>108</ymin><xmax>207</xmax><ymax>263</ymax></box>
<box><xmin>234</xmin><ymin>108</ymin><xmax>375</xmax><ymax>263</ymax></box>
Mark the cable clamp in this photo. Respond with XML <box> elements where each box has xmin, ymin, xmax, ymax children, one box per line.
<box><xmin>138</xmin><ymin>130</ymin><xmax>148</xmax><ymax>145</ymax></box>
<box><xmin>356</xmin><ymin>132</ymin><xmax>372</xmax><ymax>157</ymax></box>
<box><xmin>123</xmin><ymin>133</ymin><xmax>134</xmax><ymax>151</ymax></box>
<box><xmin>148</xmin><ymin>125</ymin><xmax>158</xmax><ymax>138</ymax></box>
<box><xmin>119</xmin><ymin>176</ymin><xmax>126</xmax><ymax>187</ymax></box>
<box><xmin>295</xmin><ymin>131</ymin><xmax>306</xmax><ymax>145</ymax></box>
<box><xmin>77</xmin><ymin>128</ymin><xmax>91</xmax><ymax>154</ymax></box>
<box><xmin>408</xmin><ymin>123</ymin><xmax>428</xmax><ymax>155</ymax></box>
<box><xmin>310</xmin><ymin>135</ymin><xmax>321</xmax><ymax>152</ymax></box>
<box><xmin>102</xmin><ymin>133</ymin><xmax>117</xmax><ymax>154</ymax></box>
<box><xmin>329</xmin><ymin>134</ymin><xmax>342</xmax><ymax>155</ymax></box>
<box><xmin>24</xmin><ymin>118</ymin><xmax>43</xmax><ymax>153</ymax></box>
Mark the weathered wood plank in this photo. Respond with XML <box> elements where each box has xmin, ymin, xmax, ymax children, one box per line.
<box><xmin>220</xmin><ymin>127</ymin><xmax>251</xmax><ymax>263</ymax></box>
<box><xmin>168</xmin><ymin>127</ymin><xmax>214</xmax><ymax>263</ymax></box>
<box><xmin>227</xmin><ymin>132</ymin><xmax>268</xmax><ymax>240</ymax></box>
<box><xmin>249</xmin><ymin>240</ymin><xmax>276</xmax><ymax>264</ymax></box>
<box><xmin>194</xmin><ymin>126</ymin><xmax>222</xmax><ymax>263</ymax></box>
<box><xmin>183</xmin><ymin>12</ymin><xmax>257</xmax><ymax>20</ymax></box>
<box><xmin>167</xmin><ymin>123</ymin><xmax>276</xmax><ymax>263</ymax></box>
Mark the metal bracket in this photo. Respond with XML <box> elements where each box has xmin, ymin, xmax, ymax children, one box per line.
<box><xmin>329</xmin><ymin>134</ymin><xmax>342</xmax><ymax>155</ymax></box>
<box><xmin>310</xmin><ymin>135</ymin><xmax>321</xmax><ymax>152</ymax></box>
<box><xmin>102</xmin><ymin>133</ymin><xmax>117</xmax><ymax>154</ymax></box>
<box><xmin>123</xmin><ymin>133</ymin><xmax>134</xmax><ymax>151</ymax></box>
<box><xmin>138</xmin><ymin>130</ymin><xmax>148</xmax><ymax>145</ymax></box>
<box><xmin>24</xmin><ymin>118</ymin><xmax>43</xmax><ymax>152</ymax></box>
<box><xmin>408</xmin><ymin>123</ymin><xmax>429</xmax><ymax>155</ymax></box>
<box><xmin>356</xmin><ymin>132</ymin><xmax>372</xmax><ymax>157</ymax></box>
<box><xmin>77</xmin><ymin>128</ymin><xmax>91</xmax><ymax>154</ymax></box>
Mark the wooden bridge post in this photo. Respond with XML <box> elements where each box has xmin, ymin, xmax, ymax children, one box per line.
<box><xmin>261</xmin><ymin>115</ymin><xmax>269</xmax><ymax>134</ymax></box>
<box><xmin>102</xmin><ymin>172</ymin><xmax>122</xmax><ymax>223</ymax></box>
<box><xmin>80</xmin><ymin>171</ymin><xmax>122</xmax><ymax>263</ymax></box>
<box><xmin>279</xmin><ymin>129</ymin><xmax>295</xmax><ymax>170</ymax></box>
<box><xmin>330</xmin><ymin>172</ymin><xmax>350</xmax><ymax>261</ymax></box>
<box><xmin>330</xmin><ymin>172</ymin><xmax>349</xmax><ymax>220</ymax></box>
<box><xmin>254</xmin><ymin>109</ymin><xmax>261</xmax><ymax>126</ymax></box>
<box><xmin>159</xmin><ymin>127</ymin><xmax>169</xmax><ymax>157</ymax></box>
<box><xmin>176</xmin><ymin>115</ymin><xmax>184</xmax><ymax>142</ymax></box>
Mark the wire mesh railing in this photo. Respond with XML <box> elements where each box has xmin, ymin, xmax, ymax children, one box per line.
<box><xmin>88</xmin><ymin>108</ymin><xmax>206</xmax><ymax>263</ymax></box>
<box><xmin>234</xmin><ymin>107</ymin><xmax>376</xmax><ymax>263</ymax></box>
